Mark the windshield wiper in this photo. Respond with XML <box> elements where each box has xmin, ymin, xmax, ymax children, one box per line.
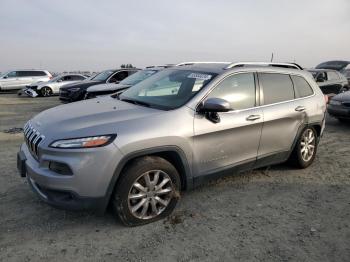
<box><xmin>120</xmin><ymin>98</ymin><xmax>151</xmax><ymax>107</ymax></box>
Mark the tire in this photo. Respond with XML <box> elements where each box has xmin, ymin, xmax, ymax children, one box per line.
<box><xmin>40</xmin><ymin>86</ymin><xmax>53</xmax><ymax>97</ymax></box>
<box><xmin>289</xmin><ymin>127</ymin><xmax>318</xmax><ymax>169</ymax></box>
<box><xmin>112</xmin><ymin>156</ymin><xmax>181</xmax><ymax>226</ymax></box>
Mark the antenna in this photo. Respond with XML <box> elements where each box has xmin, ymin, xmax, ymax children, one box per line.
<box><xmin>270</xmin><ymin>52</ymin><xmax>274</xmax><ymax>62</ymax></box>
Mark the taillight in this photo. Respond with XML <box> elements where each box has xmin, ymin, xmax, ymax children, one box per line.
<box><xmin>324</xmin><ymin>95</ymin><xmax>329</xmax><ymax>104</ymax></box>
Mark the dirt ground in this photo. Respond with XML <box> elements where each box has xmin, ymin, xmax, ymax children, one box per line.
<box><xmin>0</xmin><ymin>92</ymin><xmax>349</xmax><ymax>262</ymax></box>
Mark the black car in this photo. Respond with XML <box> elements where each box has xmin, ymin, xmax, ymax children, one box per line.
<box><xmin>316</xmin><ymin>60</ymin><xmax>350</xmax><ymax>71</ymax></box>
<box><xmin>84</xmin><ymin>66</ymin><xmax>172</xmax><ymax>99</ymax></box>
<box><xmin>59</xmin><ymin>68</ymin><xmax>139</xmax><ymax>102</ymax></box>
<box><xmin>327</xmin><ymin>91</ymin><xmax>350</xmax><ymax>122</ymax></box>
<box><xmin>308</xmin><ymin>69</ymin><xmax>349</xmax><ymax>95</ymax></box>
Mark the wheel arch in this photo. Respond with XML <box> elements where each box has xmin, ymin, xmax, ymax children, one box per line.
<box><xmin>100</xmin><ymin>146</ymin><xmax>193</xmax><ymax>213</ymax></box>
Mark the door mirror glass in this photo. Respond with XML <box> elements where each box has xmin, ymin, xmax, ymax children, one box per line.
<box><xmin>199</xmin><ymin>97</ymin><xmax>231</xmax><ymax>112</ymax></box>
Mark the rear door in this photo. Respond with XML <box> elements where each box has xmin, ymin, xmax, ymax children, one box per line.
<box><xmin>193</xmin><ymin>72</ymin><xmax>263</xmax><ymax>176</ymax></box>
<box><xmin>256</xmin><ymin>72</ymin><xmax>305</xmax><ymax>165</ymax></box>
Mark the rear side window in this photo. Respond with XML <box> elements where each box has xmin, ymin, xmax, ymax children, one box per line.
<box><xmin>207</xmin><ymin>73</ymin><xmax>256</xmax><ymax>110</ymax></box>
<box><xmin>327</xmin><ymin>71</ymin><xmax>339</xmax><ymax>80</ymax></box>
<box><xmin>291</xmin><ymin>75</ymin><xmax>314</xmax><ymax>98</ymax></box>
<box><xmin>259</xmin><ymin>73</ymin><xmax>294</xmax><ymax>105</ymax></box>
<box><xmin>18</xmin><ymin>71</ymin><xmax>47</xmax><ymax>77</ymax></box>
<box><xmin>72</xmin><ymin>75</ymin><xmax>85</xmax><ymax>81</ymax></box>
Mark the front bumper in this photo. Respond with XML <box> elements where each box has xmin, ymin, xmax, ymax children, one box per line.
<box><xmin>59</xmin><ymin>89</ymin><xmax>85</xmax><ymax>103</ymax></box>
<box><xmin>17</xmin><ymin>142</ymin><xmax>123</xmax><ymax>211</ymax></box>
<box><xmin>328</xmin><ymin>104</ymin><xmax>350</xmax><ymax>119</ymax></box>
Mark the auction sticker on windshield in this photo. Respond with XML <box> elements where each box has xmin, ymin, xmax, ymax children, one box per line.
<box><xmin>187</xmin><ymin>73</ymin><xmax>212</xmax><ymax>81</ymax></box>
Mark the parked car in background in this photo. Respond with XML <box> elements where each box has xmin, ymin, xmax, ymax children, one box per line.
<box><xmin>59</xmin><ymin>68</ymin><xmax>139</xmax><ymax>102</ymax></box>
<box><xmin>25</xmin><ymin>74</ymin><xmax>87</xmax><ymax>97</ymax></box>
<box><xmin>17</xmin><ymin>62</ymin><xmax>326</xmax><ymax>226</ymax></box>
<box><xmin>327</xmin><ymin>91</ymin><xmax>350</xmax><ymax>122</ymax></box>
<box><xmin>85</xmin><ymin>66</ymin><xmax>172</xmax><ymax>99</ymax></box>
<box><xmin>308</xmin><ymin>69</ymin><xmax>349</xmax><ymax>95</ymax></box>
<box><xmin>0</xmin><ymin>70</ymin><xmax>52</xmax><ymax>91</ymax></box>
<box><xmin>343</xmin><ymin>69</ymin><xmax>350</xmax><ymax>85</ymax></box>
<box><xmin>316</xmin><ymin>60</ymin><xmax>350</xmax><ymax>71</ymax></box>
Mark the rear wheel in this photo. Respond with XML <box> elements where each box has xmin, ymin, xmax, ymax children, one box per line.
<box><xmin>112</xmin><ymin>156</ymin><xmax>181</xmax><ymax>226</ymax></box>
<box><xmin>289</xmin><ymin>127</ymin><xmax>318</xmax><ymax>168</ymax></box>
<box><xmin>40</xmin><ymin>86</ymin><xmax>53</xmax><ymax>97</ymax></box>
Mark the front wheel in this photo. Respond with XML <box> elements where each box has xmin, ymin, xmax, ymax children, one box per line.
<box><xmin>289</xmin><ymin>127</ymin><xmax>318</xmax><ymax>168</ymax></box>
<box><xmin>40</xmin><ymin>86</ymin><xmax>53</xmax><ymax>97</ymax></box>
<box><xmin>112</xmin><ymin>156</ymin><xmax>181</xmax><ymax>226</ymax></box>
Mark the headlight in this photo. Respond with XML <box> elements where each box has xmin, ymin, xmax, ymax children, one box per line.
<box><xmin>329</xmin><ymin>100</ymin><xmax>342</xmax><ymax>106</ymax></box>
<box><xmin>50</xmin><ymin>135</ymin><xmax>116</xmax><ymax>149</ymax></box>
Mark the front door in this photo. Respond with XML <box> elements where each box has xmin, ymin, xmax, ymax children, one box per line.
<box><xmin>193</xmin><ymin>72</ymin><xmax>263</xmax><ymax>177</ymax></box>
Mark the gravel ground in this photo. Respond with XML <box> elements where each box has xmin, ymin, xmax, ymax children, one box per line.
<box><xmin>0</xmin><ymin>93</ymin><xmax>349</xmax><ymax>262</ymax></box>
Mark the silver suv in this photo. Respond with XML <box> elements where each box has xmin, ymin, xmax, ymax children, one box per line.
<box><xmin>17</xmin><ymin>62</ymin><xmax>326</xmax><ymax>226</ymax></box>
<box><xmin>0</xmin><ymin>70</ymin><xmax>52</xmax><ymax>90</ymax></box>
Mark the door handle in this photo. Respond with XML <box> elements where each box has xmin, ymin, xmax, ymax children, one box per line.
<box><xmin>295</xmin><ymin>106</ymin><xmax>306</xmax><ymax>112</ymax></box>
<box><xmin>246</xmin><ymin>115</ymin><xmax>261</xmax><ymax>121</ymax></box>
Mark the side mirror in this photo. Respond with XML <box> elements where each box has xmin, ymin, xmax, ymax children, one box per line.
<box><xmin>3</xmin><ymin>76</ymin><xmax>8</xmax><ymax>79</ymax></box>
<box><xmin>198</xmin><ymin>97</ymin><xmax>231</xmax><ymax>113</ymax></box>
<box><xmin>316</xmin><ymin>77</ymin><xmax>324</xmax><ymax>83</ymax></box>
<box><xmin>57</xmin><ymin>79</ymin><xmax>63</xmax><ymax>82</ymax></box>
<box><xmin>197</xmin><ymin>98</ymin><xmax>231</xmax><ymax>124</ymax></box>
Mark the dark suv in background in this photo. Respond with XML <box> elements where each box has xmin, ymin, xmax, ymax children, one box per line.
<box><xmin>84</xmin><ymin>65</ymin><xmax>173</xmax><ymax>99</ymax></box>
<box><xmin>59</xmin><ymin>68</ymin><xmax>139</xmax><ymax>102</ymax></box>
<box><xmin>308</xmin><ymin>69</ymin><xmax>348</xmax><ymax>95</ymax></box>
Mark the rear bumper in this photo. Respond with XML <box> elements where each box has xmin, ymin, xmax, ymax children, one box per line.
<box><xmin>328</xmin><ymin>104</ymin><xmax>350</xmax><ymax>119</ymax></box>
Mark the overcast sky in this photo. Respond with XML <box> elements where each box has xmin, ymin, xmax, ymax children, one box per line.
<box><xmin>0</xmin><ymin>0</ymin><xmax>349</xmax><ymax>72</ymax></box>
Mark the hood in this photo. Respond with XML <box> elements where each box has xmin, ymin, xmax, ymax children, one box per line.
<box><xmin>60</xmin><ymin>80</ymin><xmax>103</xmax><ymax>91</ymax></box>
<box><xmin>30</xmin><ymin>96</ymin><xmax>161</xmax><ymax>142</ymax></box>
<box><xmin>88</xmin><ymin>83</ymin><xmax>131</xmax><ymax>93</ymax></box>
<box><xmin>332</xmin><ymin>91</ymin><xmax>350</xmax><ymax>102</ymax></box>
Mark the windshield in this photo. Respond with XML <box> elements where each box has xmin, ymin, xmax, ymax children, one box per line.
<box><xmin>91</xmin><ymin>70</ymin><xmax>115</xmax><ymax>81</ymax></box>
<box><xmin>120</xmin><ymin>69</ymin><xmax>217</xmax><ymax>110</ymax></box>
<box><xmin>49</xmin><ymin>75</ymin><xmax>64</xmax><ymax>82</ymax></box>
<box><xmin>0</xmin><ymin>71</ymin><xmax>9</xmax><ymax>78</ymax></box>
<box><xmin>120</xmin><ymin>70</ymin><xmax>157</xmax><ymax>85</ymax></box>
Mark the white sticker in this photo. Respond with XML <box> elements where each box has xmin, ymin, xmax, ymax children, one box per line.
<box><xmin>188</xmin><ymin>73</ymin><xmax>212</xmax><ymax>81</ymax></box>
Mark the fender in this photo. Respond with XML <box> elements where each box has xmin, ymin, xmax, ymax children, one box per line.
<box><xmin>100</xmin><ymin>146</ymin><xmax>193</xmax><ymax>213</ymax></box>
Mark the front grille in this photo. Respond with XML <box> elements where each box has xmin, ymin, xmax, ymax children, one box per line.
<box><xmin>23</xmin><ymin>122</ymin><xmax>45</xmax><ymax>159</ymax></box>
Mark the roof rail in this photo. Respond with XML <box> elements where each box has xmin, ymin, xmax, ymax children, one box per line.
<box><xmin>145</xmin><ymin>64</ymin><xmax>174</xmax><ymax>69</ymax></box>
<box><xmin>176</xmin><ymin>61</ymin><xmax>231</xmax><ymax>66</ymax></box>
<box><xmin>225</xmin><ymin>62</ymin><xmax>303</xmax><ymax>70</ymax></box>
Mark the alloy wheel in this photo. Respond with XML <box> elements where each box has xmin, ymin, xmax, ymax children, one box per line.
<box><xmin>300</xmin><ymin>129</ymin><xmax>316</xmax><ymax>162</ymax></box>
<box><xmin>128</xmin><ymin>170</ymin><xmax>173</xmax><ymax>220</ymax></box>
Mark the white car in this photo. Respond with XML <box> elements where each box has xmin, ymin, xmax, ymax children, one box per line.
<box><xmin>0</xmin><ymin>70</ymin><xmax>52</xmax><ymax>91</ymax></box>
<box><xmin>26</xmin><ymin>74</ymin><xmax>87</xmax><ymax>97</ymax></box>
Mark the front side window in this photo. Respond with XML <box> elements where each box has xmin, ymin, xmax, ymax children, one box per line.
<box><xmin>259</xmin><ymin>73</ymin><xmax>294</xmax><ymax>105</ymax></box>
<box><xmin>291</xmin><ymin>75</ymin><xmax>314</xmax><ymax>98</ymax></box>
<box><xmin>6</xmin><ymin>71</ymin><xmax>17</xmax><ymax>78</ymax></box>
<box><xmin>207</xmin><ymin>73</ymin><xmax>256</xmax><ymax>110</ymax></box>
<box><xmin>120</xmin><ymin>69</ymin><xmax>216</xmax><ymax>110</ymax></box>
<box><xmin>109</xmin><ymin>71</ymin><xmax>129</xmax><ymax>83</ymax></box>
